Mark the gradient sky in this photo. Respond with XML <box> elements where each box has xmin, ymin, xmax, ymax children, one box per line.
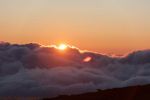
<box><xmin>0</xmin><ymin>0</ymin><xmax>150</xmax><ymax>54</ymax></box>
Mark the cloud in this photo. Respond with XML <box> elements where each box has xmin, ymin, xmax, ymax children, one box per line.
<box><xmin>0</xmin><ymin>42</ymin><xmax>150</xmax><ymax>97</ymax></box>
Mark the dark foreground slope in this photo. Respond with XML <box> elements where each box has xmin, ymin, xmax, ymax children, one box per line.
<box><xmin>44</xmin><ymin>84</ymin><xmax>150</xmax><ymax>100</ymax></box>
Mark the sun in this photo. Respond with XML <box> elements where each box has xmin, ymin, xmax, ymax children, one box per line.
<box><xmin>58</xmin><ymin>44</ymin><xmax>67</xmax><ymax>50</ymax></box>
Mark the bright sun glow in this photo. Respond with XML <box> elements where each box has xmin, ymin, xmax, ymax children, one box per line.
<box><xmin>58</xmin><ymin>44</ymin><xmax>67</xmax><ymax>50</ymax></box>
<box><xmin>83</xmin><ymin>56</ymin><xmax>92</xmax><ymax>62</ymax></box>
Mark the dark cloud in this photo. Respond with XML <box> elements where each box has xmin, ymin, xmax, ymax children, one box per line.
<box><xmin>120</xmin><ymin>50</ymin><xmax>150</xmax><ymax>64</ymax></box>
<box><xmin>0</xmin><ymin>42</ymin><xmax>150</xmax><ymax>97</ymax></box>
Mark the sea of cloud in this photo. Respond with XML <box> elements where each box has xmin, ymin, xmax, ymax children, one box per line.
<box><xmin>0</xmin><ymin>42</ymin><xmax>150</xmax><ymax>97</ymax></box>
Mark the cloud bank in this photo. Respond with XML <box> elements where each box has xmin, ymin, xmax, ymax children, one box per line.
<box><xmin>0</xmin><ymin>42</ymin><xmax>150</xmax><ymax>97</ymax></box>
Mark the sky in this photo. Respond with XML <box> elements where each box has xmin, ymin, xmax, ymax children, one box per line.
<box><xmin>0</xmin><ymin>0</ymin><xmax>150</xmax><ymax>55</ymax></box>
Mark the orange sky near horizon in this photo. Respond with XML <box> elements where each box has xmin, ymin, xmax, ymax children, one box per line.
<box><xmin>0</xmin><ymin>0</ymin><xmax>150</xmax><ymax>55</ymax></box>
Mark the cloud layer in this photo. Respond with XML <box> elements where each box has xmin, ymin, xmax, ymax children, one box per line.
<box><xmin>0</xmin><ymin>42</ymin><xmax>150</xmax><ymax>97</ymax></box>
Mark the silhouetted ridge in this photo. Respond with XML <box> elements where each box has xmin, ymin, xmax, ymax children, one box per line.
<box><xmin>44</xmin><ymin>84</ymin><xmax>150</xmax><ymax>100</ymax></box>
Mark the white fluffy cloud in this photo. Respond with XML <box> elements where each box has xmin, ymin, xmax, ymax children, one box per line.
<box><xmin>0</xmin><ymin>42</ymin><xmax>150</xmax><ymax>97</ymax></box>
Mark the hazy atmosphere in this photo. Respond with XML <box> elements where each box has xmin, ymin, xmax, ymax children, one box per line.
<box><xmin>0</xmin><ymin>0</ymin><xmax>150</xmax><ymax>54</ymax></box>
<box><xmin>1</xmin><ymin>0</ymin><xmax>150</xmax><ymax>99</ymax></box>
